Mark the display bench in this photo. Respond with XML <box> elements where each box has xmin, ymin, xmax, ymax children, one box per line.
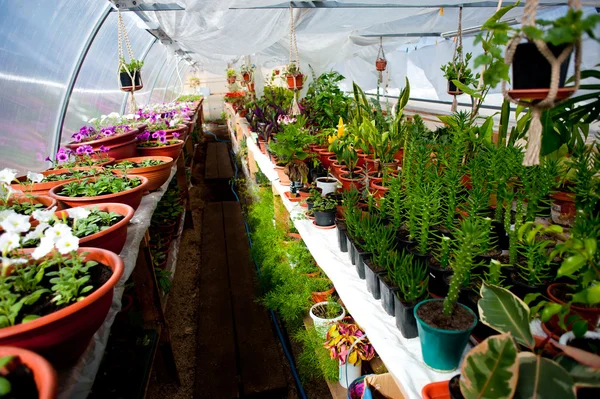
<box><xmin>57</xmin><ymin>100</ymin><xmax>203</xmax><ymax>398</ymax></box>
<box><xmin>225</xmin><ymin>105</ymin><xmax>462</xmax><ymax>399</ymax></box>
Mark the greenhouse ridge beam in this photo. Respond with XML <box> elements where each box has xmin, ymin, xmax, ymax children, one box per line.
<box><xmin>361</xmin><ymin>33</ymin><xmax>442</xmax><ymax>37</ymax></box>
<box><xmin>230</xmin><ymin>1</ymin><xmax>570</xmax><ymax>10</ymax></box>
<box><xmin>108</xmin><ymin>2</ymin><xmax>185</xmax><ymax>12</ymax></box>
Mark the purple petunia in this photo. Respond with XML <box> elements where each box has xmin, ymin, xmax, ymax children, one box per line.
<box><xmin>151</xmin><ymin>132</ymin><xmax>159</xmax><ymax>139</ymax></box>
<box><xmin>136</xmin><ymin>132</ymin><xmax>151</xmax><ymax>141</ymax></box>
<box><xmin>158</xmin><ymin>136</ymin><xmax>167</xmax><ymax>144</ymax></box>
<box><xmin>45</xmin><ymin>156</ymin><xmax>51</xmax><ymax>162</ymax></box>
<box><xmin>101</xmin><ymin>127</ymin><xmax>115</xmax><ymax>136</ymax></box>
<box><xmin>57</xmin><ymin>152</ymin><xmax>69</xmax><ymax>162</ymax></box>
<box><xmin>157</xmin><ymin>130</ymin><xmax>166</xmax><ymax>137</ymax></box>
<box><xmin>98</xmin><ymin>145</ymin><xmax>109</xmax><ymax>153</ymax></box>
<box><xmin>172</xmin><ymin>132</ymin><xmax>180</xmax><ymax>138</ymax></box>
<box><xmin>72</xmin><ymin>133</ymin><xmax>83</xmax><ymax>143</ymax></box>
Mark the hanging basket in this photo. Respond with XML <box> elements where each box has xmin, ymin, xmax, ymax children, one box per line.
<box><xmin>248</xmin><ymin>82</ymin><xmax>255</xmax><ymax>92</ymax></box>
<box><xmin>508</xmin><ymin>42</ymin><xmax>575</xmax><ymax>101</ymax></box>
<box><xmin>227</xmin><ymin>76</ymin><xmax>236</xmax><ymax>84</ymax></box>
<box><xmin>286</xmin><ymin>74</ymin><xmax>304</xmax><ymax>90</ymax></box>
<box><xmin>274</xmin><ymin>69</ymin><xmax>280</xmax><ymax>75</ymax></box>
<box><xmin>447</xmin><ymin>80</ymin><xmax>463</xmax><ymax>96</ymax></box>
<box><xmin>242</xmin><ymin>72</ymin><xmax>251</xmax><ymax>82</ymax></box>
<box><xmin>119</xmin><ymin>71</ymin><xmax>143</xmax><ymax>92</ymax></box>
<box><xmin>375</xmin><ymin>58</ymin><xmax>387</xmax><ymax>72</ymax></box>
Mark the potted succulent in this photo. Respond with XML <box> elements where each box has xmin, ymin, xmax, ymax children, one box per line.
<box><xmin>309</xmin><ymin>300</ymin><xmax>345</xmax><ymax>338</ymax></box>
<box><xmin>440</xmin><ymin>48</ymin><xmax>478</xmax><ymax>95</ymax></box>
<box><xmin>0</xmin><ymin>346</ymin><xmax>57</xmax><ymax>399</ymax></box>
<box><xmin>48</xmin><ymin>173</ymin><xmax>148</xmax><ymax>210</ymax></box>
<box><xmin>0</xmin><ymin>217</ymin><xmax>124</xmax><ymax>366</ymax></box>
<box><xmin>312</xmin><ymin>196</ymin><xmax>337</xmax><ymax>227</ymax></box>
<box><xmin>135</xmin><ymin>130</ymin><xmax>184</xmax><ymax>160</ymax></box>
<box><xmin>362</xmin><ymin>216</ymin><xmax>397</xmax><ymax>304</ymax></box>
<box><xmin>109</xmin><ymin>156</ymin><xmax>174</xmax><ymax>192</ymax></box>
<box><xmin>324</xmin><ymin>320</ymin><xmax>375</xmax><ymax>389</ymax></box>
<box><xmin>119</xmin><ymin>58</ymin><xmax>144</xmax><ymax>91</ymax></box>
<box><xmin>285</xmin><ymin>61</ymin><xmax>303</xmax><ymax>90</ymax></box>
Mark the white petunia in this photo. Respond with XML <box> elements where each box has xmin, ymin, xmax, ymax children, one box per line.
<box><xmin>169</xmin><ymin>120</ymin><xmax>176</xmax><ymax>127</ymax></box>
<box><xmin>0</xmin><ymin>232</ymin><xmax>21</xmax><ymax>253</ymax></box>
<box><xmin>26</xmin><ymin>171</ymin><xmax>44</xmax><ymax>184</ymax></box>
<box><xmin>0</xmin><ymin>209</ymin><xmax>17</xmax><ymax>224</ymax></box>
<box><xmin>100</xmin><ymin>114</ymin><xmax>107</xmax><ymax>121</ymax></box>
<box><xmin>0</xmin><ymin>213</ymin><xmax>31</xmax><ymax>234</ymax></box>
<box><xmin>108</xmin><ymin>112</ymin><xmax>121</xmax><ymax>119</ymax></box>
<box><xmin>66</xmin><ymin>207</ymin><xmax>90</xmax><ymax>221</ymax></box>
<box><xmin>88</xmin><ymin>117</ymin><xmax>98</xmax><ymax>124</ymax></box>
<box><xmin>0</xmin><ymin>168</ymin><xmax>17</xmax><ymax>185</ymax></box>
<box><xmin>32</xmin><ymin>206</ymin><xmax>57</xmax><ymax>223</ymax></box>
<box><xmin>31</xmin><ymin>236</ymin><xmax>54</xmax><ymax>260</ymax></box>
<box><xmin>124</xmin><ymin>114</ymin><xmax>135</xmax><ymax>120</ymax></box>
<box><xmin>1</xmin><ymin>257</ymin><xmax>27</xmax><ymax>269</ymax></box>
<box><xmin>44</xmin><ymin>223</ymin><xmax>74</xmax><ymax>243</ymax></box>
<box><xmin>23</xmin><ymin>223</ymin><xmax>50</xmax><ymax>243</ymax></box>
<box><xmin>55</xmin><ymin>233</ymin><xmax>79</xmax><ymax>254</ymax></box>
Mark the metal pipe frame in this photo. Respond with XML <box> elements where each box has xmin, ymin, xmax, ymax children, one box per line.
<box><xmin>229</xmin><ymin>1</ymin><xmax>569</xmax><ymax>10</ymax></box>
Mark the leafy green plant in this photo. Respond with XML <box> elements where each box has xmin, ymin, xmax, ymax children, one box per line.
<box><xmin>516</xmin><ymin>222</ymin><xmax>562</xmax><ymax>286</ymax></box>
<box><xmin>120</xmin><ymin>58</ymin><xmax>144</xmax><ymax>73</ymax></box>
<box><xmin>109</xmin><ymin>159</ymin><xmax>164</xmax><ymax>170</ymax></box>
<box><xmin>440</xmin><ymin>47</ymin><xmax>479</xmax><ymax>87</ymax></box>
<box><xmin>58</xmin><ymin>175</ymin><xmax>141</xmax><ymax>197</ymax></box>
<box><xmin>226</xmin><ymin>68</ymin><xmax>236</xmax><ymax>78</ymax></box>
<box><xmin>311</xmin><ymin>196</ymin><xmax>337</xmax><ymax>213</ymax></box>
<box><xmin>303</xmin><ymin>71</ymin><xmax>351</xmax><ymax>129</ymax></box>
<box><xmin>387</xmin><ymin>251</ymin><xmax>428</xmax><ymax>305</ymax></box>
<box><xmin>47</xmin><ymin>255</ymin><xmax>98</xmax><ymax>305</ymax></box>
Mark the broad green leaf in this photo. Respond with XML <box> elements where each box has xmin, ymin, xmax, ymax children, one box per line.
<box><xmin>460</xmin><ymin>333</ymin><xmax>519</xmax><ymax>399</ymax></box>
<box><xmin>515</xmin><ymin>353</ymin><xmax>576</xmax><ymax>399</ymax></box>
<box><xmin>0</xmin><ymin>377</ymin><xmax>10</xmax><ymax>396</ymax></box>
<box><xmin>22</xmin><ymin>315</ymin><xmax>40</xmax><ymax>323</ymax></box>
<box><xmin>555</xmin><ymin>355</ymin><xmax>600</xmax><ymax>388</ymax></box>
<box><xmin>479</xmin><ymin>283</ymin><xmax>535</xmax><ymax>349</ymax></box>
<box><xmin>557</xmin><ymin>254</ymin><xmax>587</xmax><ymax>277</ymax></box>
<box><xmin>541</xmin><ymin>303</ymin><xmax>562</xmax><ymax>322</ymax></box>
<box><xmin>572</xmin><ymin>285</ymin><xmax>600</xmax><ymax>306</ymax></box>
<box><xmin>452</xmin><ymin>80</ymin><xmax>482</xmax><ymax>99</ymax></box>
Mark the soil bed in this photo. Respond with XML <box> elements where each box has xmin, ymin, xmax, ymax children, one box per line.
<box><xmin>417</xmin><ymin>300</ymin><xmax>475</xmax><ymax>330</ymax></box>
<box><xmin>0</xmin><ymin>358</ymin><xmax>38</xmax><ymax>399</ymax></box>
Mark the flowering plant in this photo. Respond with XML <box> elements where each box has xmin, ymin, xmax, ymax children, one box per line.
<box><xmin>324</xmin><ymin>319</ymin><xmax>375</xmax><ymax>365</ymax></box>
<box><xmin>224</xmin><ymin>91</ymin><xmax>246</xmax><ymax>104</ymax></box>
<box><xmin>0</xmin><ymin>208</ymin><xmax>102</xmax><ymax>327</ymax></box>
<box><xmin>136</xmin><ymin>130</ymin><xmax>181</xmax><ymax>148</ymax></box>
<box><xmin>71</xmin><ymin>124</ymin><xmax>131</xmax><ymax>144</ymax></box>
<box><xmin>45</xmin><ymin>146</ymin><xmax>110</xmax><ymax>169</ymax></box>
<box><xmin>0</xmin><ymin>169</ymin><xmax>42</xmax><ymax>216</ymax></box>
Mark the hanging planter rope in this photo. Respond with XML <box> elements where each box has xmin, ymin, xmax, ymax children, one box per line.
<box><xmin>117</xmin><ymin>9</ymin><xmax>143</xmax><ymax>114</ymax></box>
<box><xmin>287</xmin><ymin>3</ymin><xmax>302</xmax><ymax>116</ymax></box>
<box><xmin>375</xmin><ymin>37</ymin><xmax>387</xmax><ymax>84</ymax></box>
<box><xmin>449</xmin><ymin>7</ymin><xmax>464</xmax><ymax>113</ymax></box>
<box><xmin>502</xmin><ymin>0</ymin><xmax>582</xmax><ymax>166</ymax></box>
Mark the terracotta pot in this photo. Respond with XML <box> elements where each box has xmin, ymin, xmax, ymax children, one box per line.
<box><xmin>258</xmin><ymin>139</ymin><xmax>267</xmax><ymax>154</ymax></box>
<box><xmin>331</xmin><ymin>161</ymin><xmax>344</xmax><ymax>178</ymax></box>
<box><xmin>393</xmin><ymin>148</ymin><xmax>404</xmax><ymax>164</ymax></box>
<box><xmin>11</xmin><ymin>166</ymin><xmax>103</xmax><ymax>197</ymax></box>
<box><xmin>286</xmin><ymin>74</ymin><xmax>303</xmax><ymax>90</ymax></box>
<box><xmin>164</xmin><ymin>125</ymin><xmax>188</xmax><ymax>142</ymax></box>
<box><xmin>239</xmin><ymin>109</ymin><xmax>248</xmax><ymax>118</ymax></box>
<box><xmin>0</xmin><ymin>346</ymin><xmax>57</xmax><ymax>399</ymax></box>
<box><xmin>111</xmin><ymin>156</ymin><xmax>174</xmax><ymax>192</ymax></box>
<box><xmin>421</xmin><ymin>380</ymin><xmax>450</xmax><ymax>399</ymax></box>
<box><xmin>375</xmin><ymin>58</ymin><xmax>387</xmax><ymax>72</ymax></box>
<box><xmin>248</xmin><ymin>82</ymin><xmax>255</xmax><ymax>92</ymax></box>
<box><xmin>48</xmin><ymin>175</ymin><xmax>149</xmax><ymax>210</ymax></box>
<box><xmin>311</xmin><ymin>285</ymin><xmax>335</xmax><ymax>304</ymax></box>
<box><xmin>313</xmin><ymin>146</ymin><xmax>327</xmax><ymax>153</ymax></box>
<box><xmin>381</xmin><ymin>160</ymin><xmax>399</xmax><ymax>173</ymax></box>
<box><xmin>67</xmin><ymin>127</ymin><xmax>140</xmax><ymax>158</ymax></box>
<box><xmin>545</xmin><ymin>283</ymin><xmax>600</xmax><ymax>336</ymax></box>
<box><xmin>103</xmin><ymin>138</ymin><xmax>138</xmax><ymax>160</ymax></box>
<box><xmin>0</xmin><ymin>247</ymin><xmax>124</xmax><ymax>366</ymax></box>
<box><xmin>274</xmin><ymin>165</ymin><xmax>290</xmax><ymax>186</ymax></box>
<box><xmin>52</xmin><ymin>203</ymin><xmax>134</xmax><ymax>254</ymax></box>
<box><xmin>551</xmin><ymin>191</ymin><xmax>576</xmax><ymax>226</ymax></box>
<box><xmin>242</xmin><ymin>72</ymin><xmax>251</xmax><ymax>82</ymax></box>
<box><xmin>319</xmin><ymin>151</ymin><xmax>335</xmax><ymax>169</ymax></box>
<box><xmin>364</xmin><ymin>156</ymin><xmax>378</xmax><ymax>173</ymax></box>
<box><xmin>339</xmin><ymin>172</ymin><xmax>364</xmax><ymax>192</ymax></box>
<box><xmin>370</xmin><ymin>179</ymin><xmax>389</xmax><ymax>199</ymax></box>
<box><xmin>136</xmin><ymin>140</ymin><xmax>184</xmax><ymax>160</ymax></box>
<box><xmin>356</xmin><ymin>153</ymin><xmax>367</xmax><ymax>168</ymax></box>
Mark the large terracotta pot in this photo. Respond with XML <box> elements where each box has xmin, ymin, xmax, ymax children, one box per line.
<box><xmin>136</xmin><ymin>140</ymin><xmax>184</xmax><ymax>160</ymax></box>
<box><xmin>0</xmin><ymin>247</ymin><xmax>124</xmax><ymax>366</ymax></box>
<box><xmin>331</xmin><ymin>161</ymin><xmax>344</xmax><ymax>178</ymax></box>
<box><xmin>164</xmin><ymin>125</ymin><xmax>188</xmax><ymax>142</ymax></box>
<box><xmin>103</xmin><ymin>138</ymin><xmax>138</xmax><ymax>160</ymax></box>
<box><xmin>274</xmin><ymin>165</ymin><xmax>290</xmax><ymax>186</ymax></box>
<box><xmin>111</xmin><ymin>156</ymin><xmax>174</xmax><ymax>192</ymax></box>
<box><xmin>339</xmin><ymin>172</ymin><xmax>364</xmax><ymax>192</ymax></box>
<box><xmin>545</xmin><ymin>283</ymin><xmax>600</xmax><ymax>336</ymax></box>
<box><xmin>67</xmin><ymin>127</ymin><xmax>141</xmax><ymax>158</ymax></box>
<box><xmin>0</xmin><ymin>346</ymin><xmax>57</xmax><ymax>399</ymax></box>
<box><xmin>52</xmin><ymin>203</ymin><xmax>134</xmax><ymax>254</ymax></box>
<box><xmin>48</xmin><ymin>175</ymin><xmax>149</xmax><ymax>210</ymax></box>
<box><xmin>370</xmin><ymin>179</ymin><xmax>389</xmax><ymax>199</ymax></box>
<box><xmin>286</xmin><ymin>74</ymin><xmax>303</xmax><ymax>90</ymax></box>
<box><xmin>319</xmin><ymin>151</ymin><xmax>335</xmax><ymax>169</ymax></box>
<box><xmin>11</xmin><ymin>167</ymin><xmax>103</xmax><ymax>197</ymax></box>
<box><xmin>364</xmin><ymin>156</ymin><xmax>378</xmax><ymax>173</ymax></box>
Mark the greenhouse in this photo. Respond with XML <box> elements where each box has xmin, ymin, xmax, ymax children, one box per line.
<box><xmin>1</xmin><ymin>0</ymin><xmax>600</xmax><ymax>398</ymax></box>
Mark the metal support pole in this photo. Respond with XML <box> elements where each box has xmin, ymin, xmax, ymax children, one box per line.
<box><xmin>121</xmin><ymin>37</ymin><xmax>158</xmax><ymax>114</ymax></box>
<box><xmin>54</xmin><ymin>4</ymin><xmax>111</xmax><ymax>153</ymax></box>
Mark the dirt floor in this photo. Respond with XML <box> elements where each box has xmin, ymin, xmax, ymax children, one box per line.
<box><xmin>146</xmin><ymin>125</ymin><xmax>331</xmax><ymax>399</ymax></box>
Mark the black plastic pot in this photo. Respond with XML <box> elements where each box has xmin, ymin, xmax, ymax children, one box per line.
<box><xmin>314</xmin><ymin>210</ymin><xmax>335</xmax><ymax>227</ymax></box>
<box><xmin>427</xmin><ymin>258</ymin><xmax>451</xmax><ymax>297</ymax></box>
<box><xmin>396</xmin><ymin>229</ymin><xmax>416</xmax><ymax>251</ymax></box>
<box><xmin>347</xmin><ymin>235</ymin><xmax>356</xmax><ymax>265</ymax></box>
<box><xmin>513</xmin><ymin>42</ymin><xmax>571</xmax><ymax>90</ymax></box>
<box><xmin>364</xmin><ymin>258</ymin><xmax>385</xmax><ymax>300</ymax></box>
<box><xmin>491</xmin><ymin>220</ymin><xmax>509</xmax><ymax>250</ymax></box>
<box><xmin>336</xmin><ymin>221</ymin><xmax>348</xmax><ymax>253</ymax></box>
<box><xmin>509</xmin><ymin>272</ymin><xmax>545</xmax><ymax>301</ymax></box>
<box><xmin>394</xmin><ymin>294</ymin><xmax>420</xmax><ymax>339</ymax></box>
<box><xmin>306</xmin><ymin>199</ymin><xmax>314</xmax><ymax>211</ymax></box>
<box><xmin>379</xmin><ymin>275</ymin><xmax>397</xmax><ymax>316</ymax></box>
<box><xmin>447</xmin><ymin>80</ymin><xmax>463</xmax><ymax>95</ymax></box>
<box><xmin>449</xmin><ymin>375</ymin><xmax>465</xmax><ymax>399</ymax></box>
<box><xmin>355</xmin><ymin>246</ymin><xmax>370</xmax><ymax>280</ymax></box>
<box><xmin>120</xmin><ymin>71</ymin><xmax>143</xmax><ymax>91</ymax></box>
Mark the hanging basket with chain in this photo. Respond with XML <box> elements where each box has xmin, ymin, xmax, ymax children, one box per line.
<box><xmin>375</xmin><ymin>37</ymin><xmax>387</xmax><ymax>72</ymax></box>
<box><xmin>117</xmin><ymin>9</ymin><xmax>143</xmax><ymax>112</ymax></box>
<box><xmin>287</xmin><ymin>4</ymin><xmax>302</xmax><ymax>114</ymax></box>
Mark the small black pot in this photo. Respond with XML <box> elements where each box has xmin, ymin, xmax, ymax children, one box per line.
<box><xmin>407</xmin><ymin>247</ymin><xmax>431</xmax><ymax>264</ymax></box>
<box><xmin>491</xmin><ymin>220</ymin><xmax>509</xmax><ymax>251</ymax></box>
<box><xmin>447</xmin><ymin>80</ymin><xmax>463</xmax><ymax>95</ymax></box>
<box><xmin>120</xmin><ymin>71</ymin><xmax>143</xmax><ymax>91</ymax></box>
<box><xmin>509</xmin><ymin>272</ymin><xmax>545</xmax><ymax>302</ymax></box>
<box><xmin>355</xmin><ymin>246</ymin><xmax>370</xmax><ymax>280</ymax></box>
<box><xmin>427</xmin><ymin>259</ymin><xmax>451</xmax><ymax>297</ymax></box>
<box><xmin>449</xmin><ymin>375</ymin><xmax>465</xmax><ymax>399</ymax></box>
<box><xmin>336</xmin><ymin>221</ymin><xmax>348</xmax><ymax>253</ymax></box>
<box><xmin>314</xmin><ymin>210</ymin><xmax>335</xmax><ymax>226</ymax></box>
<box><xmin>379</xmin><ymin>275</ymin><xmax>397</xmax><ymax>316</ymax></box>
<box><xmin>347</xmin><ymin>235</ymin><xmax>356</xmax><ymax>265</ymax></box>
<box><xmin>513</xmin><ymin>42</ymin><xmax>571</xmax><ymax>90</ymax></box>
<box><xmin>394</xmin><ymin>294</ymin><xmax>420</xmax><ymax>339</ymax></box>
<box><xmin>306</xmin><ymin>199</ymin><xmax>314</xmax><ymax>211</ymax></box>
<box><xmin>364</xmin><ymin>258</ymin><xmax>385</xmax><ymax>300</ymax></box>
<box><xmin>396</xmin><ymin>229</ymin><xmax>416</xmax><ymax>251</ymax></box>
<box><xmin>443</xmin><ymin>274</ymin><xmax>473</xmax><ymax>305</ymax></box>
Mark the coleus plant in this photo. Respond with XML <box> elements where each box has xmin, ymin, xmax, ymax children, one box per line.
<box><xmin>324</xmin><ymin>319</ymin><xmax>375</xmax><ymax>366</ymax></box>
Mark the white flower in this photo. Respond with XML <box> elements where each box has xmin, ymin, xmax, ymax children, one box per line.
<box><xmin>23</xmin><ymin>223</ymin><xmax>49</xmax><ymax>243</ymax></box>
<box><xmin>55</xmin><ymin>233</ymin><xmax>79</xmax><ymax>255</ymax></box>
<box><xmin>0</xmin><ymin>213</ymin><xmax>31</xmax><ymax>234</ymax></box>
<box><xmin>31</xmin><ymin>236</ymin><xmax>54</xmax><ymax>260</ymax></box>
<box><xmin>26</xmin><ymin>171</ymin><xmax>44</xmax><ymax>184</ymax></box>
<box><xmin>169</xmin><ymin>120</ymin><xmax>176</xmax><ymax>127</ymax></box>
<box><xmin>0</xmin><ymin>168</ymin><xmax>17</xmax><ymax>185</ymax></box>
<box><xmin>32</xmin><ymin>206</ymin><xmax>57</xmax><ymax>223</ymax></box>
<box><xmin>108</xmin><ymin>112</ymin><xmax>121</xmax><ymax>119</ymax></box>
<box><xmin>88</xmin><ymin>117</ymin><xmax>98</xmax><ymax>124</ymax></box>
<box><xmin>0</xmin><ymin>233</ymin><xmax>21</xmax><ymax>253</ymax></box>
<box><xmin>124</xmin><ymin>114</ymin><xmax>135</xmax><ymax>120</ymax></box>
<box><xmin>66</xmin><ymin>207</ymin><xmax>91</xmax><ymax>221</ymax></box>
<box><xmin>44</xmin><ymin>223</ymin><xmax>73</xmax><ymax>243</ymax></box>
<box><xmin>1</xmin><ymin>257</ymin><xmax>27</xmax><ymax>269</ymax></box>
<box><xmin>134</xmin><ymin>114</ymin><xmax>141</xmax><ymax>120</ymax></box>
<box><xmin>0</xmin><ymin>209</ymin><xmax>17</xmax><ymax>224</ymax></box>
<box><xmin>100</xmin><ymin>114</ymin><xmax>107</xmax><ymax>121</ymax></box>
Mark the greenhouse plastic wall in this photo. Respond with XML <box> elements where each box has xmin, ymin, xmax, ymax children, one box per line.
<box><xmin>131</xmin><ymin>45</ymin><xmax>169</xmax><ymax>106</ymax></box>
<box><xmin>149</xmin><ymin>56</ymin><xmax>179</xmax><ymax>105</ymax></box>
<box><xmin>61</xmin><ymin>11</ymin><xmax>155</xmax><ymax>146</ymax></box>
<box><xmin>0</xmin><ymin>0</ymin><xmax>108</xmax><ymax>174</ymax></box>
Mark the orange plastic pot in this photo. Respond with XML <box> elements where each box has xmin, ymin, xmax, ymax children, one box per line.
<box><xmin>369</xmin><ymin>179</ymin><xmax>389</xmax><ymax>199</ymax></box>
<box><xmin>164</xmin><ymin>125</ymin><xmax>188</xmax><ymax>142</ymax></box>
<box><xmin>393</xmin><ymin>148</ymin><xmax>404</xmax><ymax>164</ymax></box>
<box><xmin>11</xmin><ymin>167</ymin><xmax>102</xmax><ymax>197</ymax></box>
<box><xmin>421</xmin><ymin>380</ymin><xmax>451</xmax><ymax>399</ymax></box>
<box><xmin>52</xmin><ymin>203</ymin><xmax>134</xmax><ymax>254</ymax></box>
<box><xmin>551</xmin><ymin>191</ymin><xmax>576</xmax><ymax>226</ymax></box>
<box><xmin>274</xmin><ymin>165</ymin><xmax>290</xmax><ymax>186</ymax></box>
<box><xmin>136</xmin><ymin>140</ymin><xmax>184</xmax><ymax>160</ymax></box>
<box><xmin>104</xmin><ymin>138</ymin><xmax>138</xmax><ymax>160</ymax></box>
<box><xmin>0</xmin><ymin>247</ymin><xmax>124</xmax><ymax>366</ymax></box>
<box><xmin>319</xmin><ymin>151</ymin><xmax>335</xmax><ymax>168</ymax></box>
<box><xmin>258</xmin><ymin>139</ymin><xmax>267</xmax><ymax>154</ymax></box>
<box><xmin>286</xmin><ymin>74</ymin><xmax>303</xmax><ymax>90</ymax></box>
<box><xmin>331</xmin><ymin>161</ymin><xmax>344</xmax><ymax>178</ymax></box>
<box><xmin>67</xmin><ymin>127</ymin><xmax>141</xmax><ymax>159</ymax></box>
<box><xmin>111</xmin><ymin>156</ymin><xmax>174</xmax><ymax>192</ymax></box>
<box><xmin>545</xmin><ymin>283</ymin><xmax>600</xmax><ymax>336</ymax></box>
<box><xmin>311</xmin><ymin>285</ymin><xmax>335</xmax><ymax>304</ymax></box>
<box><xmin>339</xmin><ymin>172</ymin><xmax>364</xmax><ymax>192</ymax></box>
<box><xmin>48</xmin><ymin>175</ymin><xmax>149</xmax><ymax>210</ymax></box>
<box><xmin>363</xmin><ymin>156</ymin><xmax>378</xmax><ymax>173</ymax></box>
<box><xmin>0</xmin><ymin>346</ymin><xmax>57</xmax><ymax>399</ymax></box>
<box><xmin>242</xmin><ymin>72</ymin><xmax>251</xmax><ymax>82</ymax></box>
<box><xmin>357</xmin><ymin>153</ymin><xmax>367</xmax><ymax>168</ymax></box>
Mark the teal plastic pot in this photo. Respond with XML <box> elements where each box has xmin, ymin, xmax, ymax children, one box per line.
<box><xmin>414</xmin><ymin>299</ymin><xmax>477</xmax><ymax>372</ymax></box>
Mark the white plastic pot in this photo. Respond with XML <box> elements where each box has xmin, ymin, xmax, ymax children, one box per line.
<box><xmin>339</xmin><ymin>359</ymin><xmax>362</xmax><ymax>388</ymax></box>
<box><xmin>309</xmin><ymin>301</ymin><xmax>345</xmax><ymax>338</ymax></box>
<box><xmin>315</xmin><ymin>177</ymin><xmax>338</xmax><ymax>197</ymax></box>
